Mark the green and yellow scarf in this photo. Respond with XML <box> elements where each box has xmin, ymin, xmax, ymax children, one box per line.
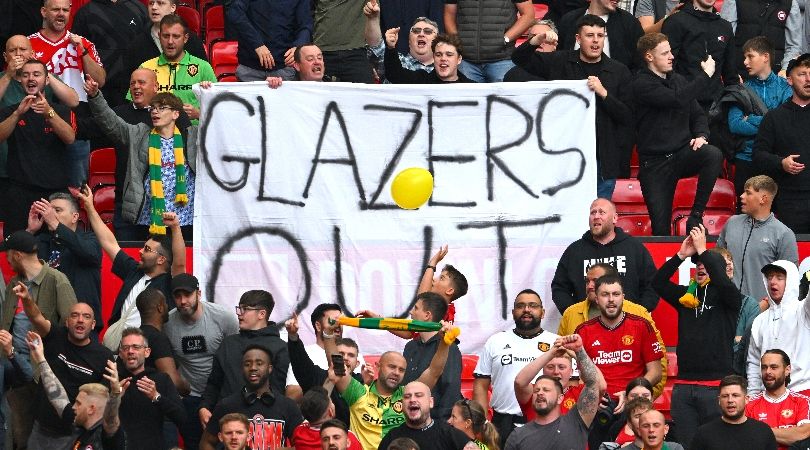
<box><xmin>147</xmin><ymin>127</ymin><xmax>187</xmax><ymax>235</ymax></box>
<box><xmin>679</xmin><ymin>276</ymin><xmax>711</xmax><ymax>308</ymax></box>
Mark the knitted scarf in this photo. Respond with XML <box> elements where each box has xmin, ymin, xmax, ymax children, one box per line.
<box><xmin>679</xmin><ymin>276</ymin><xmax>711</xmax><ymax>308</ymax></box>
<box><xmin>147</xmin><ymin>127</ymin><xmax>187</xmax><ymax>235</ymax></box>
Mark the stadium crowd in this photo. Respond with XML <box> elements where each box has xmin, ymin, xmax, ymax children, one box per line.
<box><xmin>2</xmin><ymin>0</ymin><xmax>810</xmax><ymax>447</ymax></box>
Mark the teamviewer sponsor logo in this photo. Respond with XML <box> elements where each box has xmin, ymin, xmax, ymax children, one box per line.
<box><xmin>592</xmin><ymin>350</ymin><xmax>633</xmax><ymax>364</ymax></box>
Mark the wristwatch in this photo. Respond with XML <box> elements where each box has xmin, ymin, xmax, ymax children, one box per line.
<box><xmin>152</xmin><ymin>393</ymin><xmax>162</xmax><ymax>403</ymax></box>
<box><xmin>504</xmin><ymin>35</ymin><xmax>511</xmax><ymax>45</ymax></box>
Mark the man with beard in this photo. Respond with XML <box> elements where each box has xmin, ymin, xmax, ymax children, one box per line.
<box><xmin>136</xmin><ymin>288</ymin><xmax>189</xmax><ymax>394</ymax></box>
<box><xmin>219</xmin><ymin>413</ymin><xmax>251</xmax><ymax>450</ymax></box>
<box><xmin>504</xmin><ymin>334</ymin><xmax>607</xmax><ymax>450</ymax></box>
<box><xmin>514</xmin><ymin>339</ymin><xmax>583</xmax><ymax>420</ymax></box>
<box><xmin>575</xmin><ymin>274</ymin><xmax>664</xmax><ymax>447</ymax></box>
<box><xmin>364</xmin><ymin>2</ymin><xmax>437</xmax><ymax>83</ymax></box>
<box><xmin>652</xmin><ymin>225</ymin><xmax>742</xmax><ymax>446</ymax></box>
<box><xmin>327</xmin><ymin>321</ymin><xmax>456</xmax><ymax>450</ymax></box>
<box><xmin>473</xmin><ymin>289</ymin><xmax>559</xmax><ymax>447</ymax></box>
<box><xmin>753</xmin><ymin>54</ymin><xmax>810</xmax><ymax>233</ymax></box>
<box><xmin>116</xmin><ymin>327</ymin><xmax>185</xmax><ymax>448</ymax></box>
<box><xmin>691</xmin><ymin>375</ymin><xmax>777</xmax><ymax>450</ymax></box>
<box><xmin>378</xmin><ymin>381</ymin><xmax>476</xmax><ymax>449</ymax></box>
<box><xmin>746</xmin><ymin>350</ymin><xmax>810</xmax><ymax>449</ymax></box>
<box><xmin>13</xmin><ymin>283</ymin><xmax>113</xmax><ymax>448</ymax></box>
<box><xmin>552</xmin><ymin>198</ymin><xmax>659</xmax><ymax>315</ymax></box>
<box><xmin>165</xmin><ymin>273</ymin><xmax>238</xmax><ymax>450</ymax></box>
<box><xmin>201</xmin><ymin>345</ymin><xmax>304</xmax><ymax>450</ymax></box>
<box><xmin>76</xmin><ymin>186</ymin><xmax>186</xmax><ymax>332</ymax></box>
<box><xmin>319</xmin><ymin>419</ymin><xmax>352</xmax><ymax>450</ymax></box>
<box><xmin>0</xmin><ymin>59</ymin><xmax>76</xmax><ymax>235</ymax></box>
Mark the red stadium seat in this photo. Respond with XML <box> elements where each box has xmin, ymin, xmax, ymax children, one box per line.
<box><xmin>210</xmin><ymin>40</ymin><xmax>238</xmax><ymax>81</ymax></box>
<box><xmin>666</xmin><ymin>351</ymin><xmax>678</xmax><ymax>377</ymax></box>
<box><xmin>205</xmin><ymin>5</ymin><xmax>225</xmax><ymax>48</ymax></box>
<box><xmin>714</xmin><ymin>0</ymin><xmax>724</xmax><ymax>12</ymax></box>
<box><xmin>93</xmin><ymin>185</ymin><xmax>116</xmax><ymax>224</ymax></box>
<box><xmin>176</xmin><ymin>6</ymin><xmax>201</xmax><ymax>36</ymax></box>
<box><xmin>612</xmin><ymin>179</ymin><xmax>648</xmax><ymax>215</ymax></box>
<box><xmin>461</xmin><ymin>354</ymin><xmax>478</xmax><ymax>381</ymax></box>
<box><xmin>671</xmin><ymin>178</ymin><xmax>735</xmax><ymax>235</ymax></box>
<box><xmin>673</xmin><ymin>213</ymin><xmax>732</xmax><ymax>236</ymax></box>
<box><xmin>88</xmin><ymin>147</ymin><xmax>116</xmax><ymax>191</ymax></box>
<box><xmin>616</xmin><ymin>214</ymin><xmax>653</xmax><ymax>237</ymax></box>
<box><xmin>653</xmin><ymin>381</ymin><xmax>674</xmax><ymax>419</ymax></box>
<box><xmin>630</xmin><ymin>146</ymin><xmax>639</xmax><ymax>178</ymax></box>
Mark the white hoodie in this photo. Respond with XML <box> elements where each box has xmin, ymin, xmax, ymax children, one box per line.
<box><xmin>747</xmin><ymin>260</ymin><xmax>810</xmax><ymax>395</ymax></box>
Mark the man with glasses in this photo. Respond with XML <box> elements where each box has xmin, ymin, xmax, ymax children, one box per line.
<box><xmin>363</xmin><ymin>3</ymin><xmax>438</xmax><ymax>83</ymax></box>
<box><xmin>116</xmin><ymin>327</ymin><xmax>185</xmax><ymax>449</ymax></box>
<box><xmin>199</xmin><ymin>290</ymin><xmax>289</xmax><ymax>431</ymax></box>
<box><xmin>165</xmin><ymin>273</ymin><xmax>239</xmax><ymax>450</ymax></box>
<box><xmin>473</xmin><ymin>289</ymin><xmax>559</xmax><ymax>447</ymax></box>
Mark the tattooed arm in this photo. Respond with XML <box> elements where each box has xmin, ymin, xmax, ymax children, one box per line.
<box><xmin>102</xmin><ymin>360</ymin><xmax>122</xmax><ymax>435</ymax></box>
<box><xmin>557</xmin><ymin>334</ymin><xmax>607</xmax><ymax>428</ymax></box>
<box><xmin>26</xmin><ymin>331</ymin><xmax>70</xmax><ymax>417</ymax></box>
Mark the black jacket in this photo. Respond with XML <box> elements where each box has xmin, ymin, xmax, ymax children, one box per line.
<box><xmin>629</xmin><ymin>68</ymin><xmax>710</xmax><ymax>158</ymax></box>
<box><xmin>661</xmin><ymin>3</ymin><xmax>736</xmax><ymax>105</ymax></box>
<box><xmin>200</xmin><ymin>324</ymin><xmax>290</xmax><ymax>411</ymax></box>
<box><xmin>511</xmin><ymin>45</ymin><xmax>634</xmax><ymax>179</ymax></box>
<box><xmin>551</xmin><ymin>227</ymin><xmax>659</xmax><ymax>314</ymax></box>
<box><xmin>384</xmin><ymin>48</ymin><xmax>475</xmax><ymax>84</ymax></box>
<box><xmin>752</xmin><ymin>100</ymin><xmax>810</xmax><ymax>192</ymax></box>
<box><xmin>118</xmin><ymin>366</ymin><xmax>186</xmax><ymax>449</ymax></box>
<box><xmin>652</xmin><ymin>250</ymin><xmax>741</xmax><ymax>380</ymax></box>
<box><xmin>557</xmin><ymin>7</ymin><xmax>644</xmax><ymax>71</ymax></box>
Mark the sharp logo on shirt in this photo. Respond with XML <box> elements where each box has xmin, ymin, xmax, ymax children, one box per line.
<box><xmin>248</xmin><ymin>415</ymin><xmax>285</xmax><ymax>450</ymax></box>
<box><xmin>187</xmin><ymin>64</ymin><xmax>199</xmax><ymax>77</ymax></box>
<box><xmin>538</xmin><ymin>343</ymin><xmax>551</xmax><ymax>352</ymax></box>
<box><xmin>392</xmin><ymin>400</ymin><xmax>403</xmax><ymax>413</ymax></box>
<box><xmin>361</xmin><ymin>413</ymin><xmax>405</xmax><ymax>426</ymax></box>
<box><xmin>777</xmin><ymin>10</ymin><xmax>787</xmax><ymax>21</ymax></box>
<box><xmin>593</xmin><ymin>350</ymin><xmax>633</xmax><ymax>364</ymax></box>
<box><xmin>158</xmin><ymin>83</ymin><xmax>193</xmax><ymax>92</ymax></box>
<box><xmin>592</xmin><ymin>340</ymin><xmax>601</xmax><ymax>347</ymax></box>
<box><xmin>621</xmin><ymin>335</ymin><xmax>634</xmax><ymax>346</ymax></box>
<box><xmin>583</xmin><ymin>257</ymin><xmax>626</xmax><ymax>275</ymax></box>
<box><xmin>181</xmin><ymin>335</ymin><xmax>207</xmax><ymax>354</ymax></box>
<box><xmin>782</xmin><ymin>409</ymin><xmax>795</xmax><ymax>418</ymax></box>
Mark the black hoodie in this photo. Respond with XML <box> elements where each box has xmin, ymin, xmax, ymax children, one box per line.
<box><xmin>753</xmin><ymin>100</ymin><xmax>810</xmax><ymax>192</ymax></box>
<box><xmin>200</xmin><ymin>323</ymin><xmax>289</xmax><ymax>411</ymax></box>
<box><xmin>551</xmin><ymin>227</ymin><xmax>659</xmax><ymax>314</ymax></box>
<box><xmin>661</xmin><ymin>3</ymin><xmax>736</xmax><ymax>105</ymax></box>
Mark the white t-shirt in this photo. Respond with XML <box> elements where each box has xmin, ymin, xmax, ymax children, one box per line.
<box><xmin>474</xmin><ymin>329</ymin><xmax>559</xmax><ymax>415</ymax></box>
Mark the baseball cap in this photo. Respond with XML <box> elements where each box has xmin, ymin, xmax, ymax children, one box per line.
<box><xmin>761</xmin><ymin>263</ymin><xmax>787</xmax><ymax>275</ymax></box>
<box><xmin>786</xmin><ymin>53</ymin><xmax>810</xmax><ymax>76</ymax></box>
<box><xmin>0</xmin><ymin>231</ymin><xmax>37</xmax><ymax>253</ymax></box>
<box><xmin>171</xmin><ymin>273</ymin><xmax>200</xmax><ymax>293</ymax></box>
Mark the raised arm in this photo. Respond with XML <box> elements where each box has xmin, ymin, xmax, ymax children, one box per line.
<box><xmin>71</xmin><ymin>35</ymin><xmax>106</xmax><ymax>87</ymax></box>
<box><xmin>46</xmin><ymin>73</ymin><xmax>80</xmax><ymax>108</ymax></box>
<box><xmin>85</xmin><ymin>76</ymin><xmax>134</xmax><ymax>146</ymax></box>
<box><xmin>102</xmin><ymin>360</ymin><xmax>122</xmax><ymax>435</ymax></box>
<box><xmin>417</xmin><ymin>321</ymin><xmax>454</xmax><ymax>389</ymax></box>
<box><xmin>363</xmin><ymin>0</ymin><xmax>383</xmax><ymax>47</ymax></box>
<box><xmin>0</xmin><ymin>96</ymin><xmax>35</xmax><ymax>141</ymax></box>
<box><xmin>444</xmin><ymin>3</ymin><xmax>458</xmax><ymax>35</ymax></box>
<box><xmin>13</xmin><ymin>282</ymin><xmax>52</xmax><ymax>337</ymax></box>
<box><xmin>27</xmin><ymin>331</ymin><xmax>70</xmax><ymax>416</ymax></box>
<box><xmin>514</xmin><ymin>343</ymin><xmax>570</xmax><ymax>405</ymax></box>
<box><xmin>76</xmin><ymin>184</ymin><xmax>121</xmax><ymax>260</ymax></box>
<box><xmin>163</xmin><ymin>212</ymin><xmax>187</xmax><ymax>276</ymax></box>
<box><xmin>558</xmin><ymin>335</ymin><xmax>606</xmax><ymax>428</ymax></box>
<box><xmin>321</xmin><ymin>318</ymin><xmax>352</xmax><ymax>393</ymax></box>
<box><xmin>507</xmin><ymin>1</ymin><xmax>536</xmax><ymax>42</ymax></box>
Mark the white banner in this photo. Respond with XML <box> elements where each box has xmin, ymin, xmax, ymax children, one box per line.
<box><xmin>193</xmin><ymin>81</ymin><xmax>596</xmax><ymax>354</ymax></box>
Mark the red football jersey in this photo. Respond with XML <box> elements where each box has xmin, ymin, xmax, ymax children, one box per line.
<box><xmin>575</xmin><ymin>313</ymin><xmax>664</xmax><ymax>398</ymax></box>
<box><xmin>746</xmin><ymin>390</ymin><xmax>810</xmax><ymax>450</ymax></box>
<box><xmin>291</xmin><ymin>421</ymin><xmax>362</xmax><ymax>450</ymax></box>
<box><xmin>28</xmin><ymin>31</ymin><xmax>102</xmax><ymax>101</ymax></box>
<box><xmin>519</xmin><ymin>383</ymin><xmax>584</xmax><ymax>420</ymax></box>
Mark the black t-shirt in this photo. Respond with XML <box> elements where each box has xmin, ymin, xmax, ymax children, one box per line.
<box><xmin>580</xmin><ymin>59</ymin><xmax>604</xmax><ymax>78</ymax></box>
<box><xmin>37</xmin><ymin>325</ymin><xmax>114</xmax><ymax>435</ymax></box>
<box><xmin>690</xmin><ymin>418</ymin><xmax>777</xmax><ymax>450</ymax></box>
<box><xmin>207</xmin><ymin>388</ymin><xmax>304</xmax><ymax>449</ymax></box>
<box><xmin>140</xmin><ymin>324</ymin><xmax>175</xmax><ymax>370</ymax></box>
<box><xmin>0</xmin><ymin>103</ymin><xmax>74</xmax><ymax>189</ymax></box>
<box><xmin>109</xmin><ymin>250</ymin><xmax>174</xmax><ymax>326</ymax></box>
<box><xmin>72</xmin><ymin>421</ymin><xmax>126</xmax><ymax>450</ymax></box>
<box><xmin>378</xmin><ymin>420</ymin><xmax>471</xmax><ymax>450</ymax></box>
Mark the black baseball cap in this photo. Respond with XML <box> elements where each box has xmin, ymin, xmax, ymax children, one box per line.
<box><xmin>761</xmin><ymin>263</ymin><xmax>787</xmax><ymax>275</ymax></box>
<box><xmin>0</xmin><ymin>231</ymin><xmax>37</xmax><ymax>253</ymax></box>
<box><xmin>786</xmin><ymin>53</ymin><xmax>810</xmax><ymax>75</ymax></box>
<box><xmin>171</xmin><ymin>273</ymin><xmax>200</xmax><ymax>293</ymax></box>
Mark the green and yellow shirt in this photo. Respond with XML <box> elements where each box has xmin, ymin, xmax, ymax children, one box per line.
<box><xmin>341</xmin><ymin>378</ymin><xmax>406</xmax><ymax>450</ymax></box>
<box><xmin>132</xmin><ymin>51</ymin><xmax>216</xmax><ymax>120</ymax></box>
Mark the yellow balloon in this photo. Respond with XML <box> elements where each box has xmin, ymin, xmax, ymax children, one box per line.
<box><xmin>391</xmin><ymin>168</ymin><xmax>434</xmax><ymax>209</ymax></box>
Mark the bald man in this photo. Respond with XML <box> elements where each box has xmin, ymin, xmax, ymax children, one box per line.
<box><xmin>78</xmin><ymin>67</ymin><xmax>191</xmax><ymax>241</ymax></box>
<box><xmin>551</xmin><ymin>198</ymin><xmax>659</xmax><ymax>314</ymax></box>
<box><xmin>637</xmin><ymin>410</ymin><xmax>684</xmax><ymax>450</ymax></box>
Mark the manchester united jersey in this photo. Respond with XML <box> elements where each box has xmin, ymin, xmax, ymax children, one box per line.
<box><xmin>575</xmin><ymin>313</ymin><xmax>664</xmax><ymax>397</ymax></box>
<box><xmin>520</xmin><ymin>383</ymin><xmax>584</xmax><ymax>420</ymax></box>
<box><xmin>29</xmin><ymin>31</ymin><xmax>102</xmax><ymax>102</ymax></box>
<box><xmin>746</xmin><ymin>390</ymin><xmax>810</xmax><ymax>450</ymax></box>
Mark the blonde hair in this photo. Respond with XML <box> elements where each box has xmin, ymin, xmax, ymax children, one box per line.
<box><xmin>744</xmin><ymin>175</ymin><xmax>778</xmax><ymax>197</ymax></box>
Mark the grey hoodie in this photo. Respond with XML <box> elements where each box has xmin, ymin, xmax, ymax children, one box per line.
<box><xmin>746</xmin><ymin>260</ymin><xmax>810</xmax><ymax>394</ymax></box>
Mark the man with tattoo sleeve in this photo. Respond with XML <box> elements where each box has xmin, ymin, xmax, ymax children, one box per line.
<box><xmin>504</xmin><ymin>334</ymin><xmax>607</xmax><ymax>450</ymax></box>
<box><xmin>12</xmin><ymin>282</ymin><xmax>114</xmax><ymax>448</ymax></box>
<box><xmin>27</xmin><ymin>330</ymin><xmax>125</xmax><ymax>449</ymax></box>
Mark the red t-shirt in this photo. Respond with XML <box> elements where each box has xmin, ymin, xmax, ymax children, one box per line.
<box><xmin>28</xmin><ymin>31</ymin><xmax>102</xmax><ymax>101</ymax></box>
<box><xmin>290</xmin><ymin>421</ymin><xmax>362</xmax><ymax>450</ymax></box>
<box><xmin>519</xmin><ymin>384</ymin><xmax>584</xmax><ymax>421</ymax></box>
<box><xmin>615</xmin><ymin>426</ymin><xmax>635</xmax><ymax>445</ymax></box>
<box><xmin>575</xmin><ymin>313</ymin><xmax>664</xmax><ymax>398</ymax></box>
<box><xmin>746</xmin><ymin>390</ymin><xmax>810</xmax><ymax>450</ymax></box>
